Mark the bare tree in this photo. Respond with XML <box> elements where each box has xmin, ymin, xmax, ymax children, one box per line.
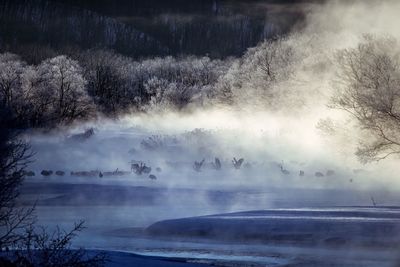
<box><xmin>0</xmin><ymin>123</ymin><xmax>34</xmax><ymax>249</ymax></box>
<box><xmin>332</xmin><ymin>35</ymin><xmax>400</xmax><ymax>162</ymax></box>
<box><xmin>0</xmin><ymin>108</ymin><xmax>105</xmax><ymax>266</ymax></box>
<box><xmin>12</xmin><ymin>221</ymin><xmax>105</xmax><ymax>267</ymax></box>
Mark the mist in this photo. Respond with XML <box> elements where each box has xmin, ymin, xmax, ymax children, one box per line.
<box><xmin>24</xmin><ymin>0</ymin><xmax>400</xmax><ymax>192</ymax></box>
<box><xmin>4</xmin><ymin>1</ymin><xmax>400</xmax><ymax>266</ymax></box>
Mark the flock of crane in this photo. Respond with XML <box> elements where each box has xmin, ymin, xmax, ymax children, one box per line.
<box><xmin>22</xmin><ymin>156</ymin><xmax>341</xmax><ymax>181</ymax></box>
<box><xmin>192</xmin><ymin>157</ymin><xmax>337</xmax><ymax>178</ymax></box>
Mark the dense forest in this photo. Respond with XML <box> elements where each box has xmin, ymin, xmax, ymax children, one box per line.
<box><xmin>0</xmin><ymin>0</ymin><xmax>312</xmax><ymax>60</ymax></box>
<box><xmin>0</xmin><ymin>39</ymin><xmax>294</xmax><ymax>128</ymax></box>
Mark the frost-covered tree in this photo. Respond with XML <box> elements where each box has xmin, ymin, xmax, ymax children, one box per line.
<box><xmin>0</xmin><ymin>49</ymin><xmax>231</xmax><ymax>122</ymax></box>
<box><xmin>0</xmin><ymin>54</ymin><xmax>29</xmax><ymax>125</ymax></box>
<box><xmin>78</xmin><ymin>50</ymin><xmax>230</xmax><ymax>113</ymax></box>
<box><xmin>142</xmin><ymin>71</ymin><xmax>197</xmax><ymax>111</ymax></box>
<box><xmin>215</xmin><ymin>38</ymin><xmax>296</xmax><ymax>109</ymax></box>
<box><xmin>0</xmin><ymin>53</ymin><xmax>25</xmax><ymax>108</ymax></box>
<box><xmin>143</xmin><ymin>77</ymin><xmax>171</xmax><ymax>111</ymax></box>
<box><xmin>244</xmin><ymin>38</ymin><xmax>294</xmax><ymax>85</ymax></box>
<box><xmin>0</xmin><ymin>54</ymin><xmax>42</xmax><ymax>127</ymax></box>
<box><xmin>36</xmin><ymin>56</ymin><xmax>93</xmax><ymax>125</ymax></box>
<box><xmin>212</xmin><ymin>60</ymin><xmax>240</xmax><ymax>106</ymax></box>
<box><xmin>79</xmin><ymin>50</ymin><xmax>140</xmax><ymax>115</ymax></box>
<box><xmin>139</xmin><ymin>56</ymin><xmax>228</xmax><ymax>111</ymax></box>
<box><xmin>333</xmin><ymin>35</ymin><xmax>400</xmax><ymax>162</ymax></box>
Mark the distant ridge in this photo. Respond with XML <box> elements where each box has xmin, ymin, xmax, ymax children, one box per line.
<box><xmin>0</xmin><ymin>0</ymin><xmax>312</xmax><ymax>59</ymax></box>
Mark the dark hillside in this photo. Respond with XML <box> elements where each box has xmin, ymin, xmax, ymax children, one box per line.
<box><xmin>0</xmin><ymin>0</ymin><xmax>317</xmax><ymax>60</ymax></box>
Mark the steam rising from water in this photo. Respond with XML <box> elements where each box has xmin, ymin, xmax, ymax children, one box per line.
<box><xmin>29</xmin><ymin>0</ymin><xmax>400</xmax><ymax>192</ymax></box>
<box><xmin>19</xmin><ymin>5</ymin><xmax>400</xmax><ymax>262</ymax></box>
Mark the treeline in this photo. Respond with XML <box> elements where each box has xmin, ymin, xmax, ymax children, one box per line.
<box><xmin>0</xmin><ymin>0</ymin><xmax>303</xmax><ymax>59</ymax></box>
<box><xmin>0</xmin><ymin>51</ymin><xmax>229</xmax><ymax>128</ymax></box>
<box><xmin>0</xmin><ymin>36</ymin><xmax>299</xmax><ymax>129</ymax></box>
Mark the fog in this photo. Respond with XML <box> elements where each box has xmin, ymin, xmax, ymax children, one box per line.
<box><xmin>27</xmin><ymin>106</ymin><xmax>397</xmax><ymax>194</ymax></box>
<box><xmin>14</xmin><ymin>2</ymin><xmax>400</xmax><ymax>265</ymax></box>
<box><xmin>23</xmin><ymin>0</ymin><xmax>400</xmax><ymax>192</ymax></box>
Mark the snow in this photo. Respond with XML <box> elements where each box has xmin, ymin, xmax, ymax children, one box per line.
<box><xmin>96</xmin><ymin>251</ymin><xmax>207</xmax><ymax>267</ymax></box>
<box><xmin>16</xmin><ymin>121</ymin><xmax>400</xmax><ymax>266</ymax></box>
<box><xmin>18</xmin><ymin>179</ymin><xmax>400</xmax><ymax>266</ymax></box>
<box><xmin>146</xmin><ymin>208</ymin><xmax>400</xmax><ymax>246</ymax></box>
